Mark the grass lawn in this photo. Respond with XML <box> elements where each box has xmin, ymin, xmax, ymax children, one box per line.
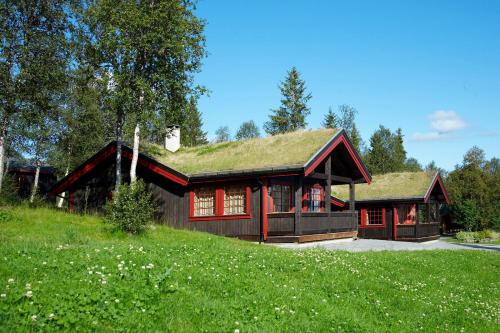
<box><xmin>1</xmin><ymin>207</ymin><xmax>499</xmax><ymax>332</ymax></box>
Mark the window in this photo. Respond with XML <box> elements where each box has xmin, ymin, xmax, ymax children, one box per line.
<box><xmin>193</xmin><ymin>187</ymin><xmax>216</xmax><ymax>217</ymax></box>
<box><xmin>366</xmin><ymin>208</ymin><xmax>384</xmax><ymax>225</ymax></box>
<box><xmin>303</xmin><ymin>184</ymin><xmax>325</xmax><ymax>212</ymax></box>
<box><xmin>224</xmin><ymin>185</ymin><xmax>247</xmax><ymax>215</ymax></box>
<box><xmin>270</xmin><ymin>184</ymin><xmax>292</xmax><ymax>212</ymax></box>
<box><xmin>396</xmin><ymin>204</ymin><xmax>416</xmax><ymax>225</ymax></box>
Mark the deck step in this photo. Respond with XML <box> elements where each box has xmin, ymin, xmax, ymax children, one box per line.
<box><xmin>266</xmin><ymin>231</ymin><xmax>357</xmax><ymax>244</ymax></box>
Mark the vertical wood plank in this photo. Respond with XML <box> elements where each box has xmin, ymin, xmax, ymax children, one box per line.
<box><xmin>295</xmin><ymin>176</ymin><xmax>302</xmax><ymax>235</ymax></box>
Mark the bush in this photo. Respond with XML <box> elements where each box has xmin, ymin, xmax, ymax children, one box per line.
<box><xmin>452</xmin><ymin>199</ymin><xmax>481</xmax><ymax>231</ymax></box>
<box><xmin>105</xmin><ymin>180</ymin><xmax>154</xmax><ymax>234</ymax></box>
<box><xmin>455</xmin><ymin>230</ymin><xmax>500</xmax><ymax>243</ymax></box>
<box><xmin>0</xmin><ymin>174</ymin><xmax>20</xmax><ymax>206</ymax></box>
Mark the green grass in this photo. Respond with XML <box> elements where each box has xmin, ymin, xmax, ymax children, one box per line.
<box><xmin>146</xmin><ymin>128</ymin><xmax>338</xmax><ymax>175</ymax></box>
<box><xmin>333</xmin><ymin>171</ymin><xmax>436</xmax><ymax>201</ymax></box>
<box><xmin>1</xmin><ymin>207</ymin><xmax>499</xmax><ymax>332</ymax></box>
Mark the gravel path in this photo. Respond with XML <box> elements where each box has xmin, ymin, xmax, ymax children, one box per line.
<box><xmin>272</xmin><ymin>238</ymin><xmax>500</xmax><ymax>252</ymax></box>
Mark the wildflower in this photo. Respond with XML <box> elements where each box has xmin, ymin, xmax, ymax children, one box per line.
<box><xmin>42</xmin><ymin>261</ymin><xmax>47</xmax><ymax>265</ymax></box>
<box><xmin>115</xmin><ymin>299</ymin><xmax>119</xmax><ymax>303</ymax></box>
<box><xmin>25</xmin><ymin>290</ymin><xmax>33</xmax><ymax>298</ymax></box>
<box><xmin>7</xmin><ymin>278</ymin><xmax>14</xmax><ymax>284</ymax></box>
<box><xmin>48</xmin><ymin>313</ymin><xmax>55</xmax><ymax>320</ymax></box>
<box><xmin>1</xmin><ymin>294</ymin><xmax>6</xmax><ymax>298</ymax></box>
<box><xmin>31</xmin><ymin>315</ymin><xmax>37</xmax><ymax>321</ymax></box>
<box><xmin>188</xmin><ymin>276</ymin><xmax>192</xmax><ymax>280</ymax></box>
<box><xmin>25</xmin><ymin>283</ymin><xmax>31</xmax><ymax>290</ymax></box>
<box><xmin>234</xmin><ymin>330</ymin><xmax>240</xmax><ymax>333</ymax></box>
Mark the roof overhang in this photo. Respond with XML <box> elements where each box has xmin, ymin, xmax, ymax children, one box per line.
<box><xmin>424</xmin><ymin>173</ymin><xmax>450</xmax><ymax>204</ymax></box>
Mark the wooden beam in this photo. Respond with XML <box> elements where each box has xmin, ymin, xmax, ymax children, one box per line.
<box><xmin>294</xmin><ymin>176</ymin><xmax>302</xmax><ymax>236</ymax></box>
<box><xmin>349</xmin><ymin>181</ymin><xmax>355</xmax><ymax>212</ymax></box>
<box><xmin>325</xmin><ymin>156</ymin><xmax>331</xmax><ymax>216</ymax></box>
<box><xmin>332</xmin><ymin>175</ymin><xmax>353</xmax><ymax>183</ymax></box>
<box><xmin>307</xmin><ymin>172</ymin><xmax>328</xmax><ymax>180</ymax></box>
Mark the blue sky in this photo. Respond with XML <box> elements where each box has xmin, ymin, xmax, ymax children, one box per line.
<box><xmin>194</xmin><ymin>0</ymin><xmax>500</xmax><ymax>171</ymax></box>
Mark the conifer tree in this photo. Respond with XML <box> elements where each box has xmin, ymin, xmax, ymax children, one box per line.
<box><xmin>350</xmin><ymin>123</ymin><xmax>363</xmax><ymax>153</ymax></box>
<box><xmin>322</xmin><ymin>106</ymin><xmax>339</xmax><ymax>129</ymax></box>
<box><xmin>181</xmin><ymin>97</ymin><xmax>208</xmax><ymax>147</ymax></box>
<box><xmin>264</xmin><ymin>67</ymin><xmax>312</xmax><ymax>135</ymax></box>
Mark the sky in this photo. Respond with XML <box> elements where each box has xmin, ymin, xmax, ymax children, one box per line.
<box><xmin>194</xmin><ymin>0</ymin><xmax>500</xmax><ymax>171</ymax></box>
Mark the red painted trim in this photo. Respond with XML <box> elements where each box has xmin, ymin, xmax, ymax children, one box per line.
<box><xmin>122</xmin><ymin>150</ymin><xmax>188</xmax><ymax>186</ymax></box>
<box><xmin>188</xmin><ymin>183</ymin><xmax>252</xmax><ymax>221</ymax></box>
<box><xmin>50</xmin><ymin>144</ymin><xmax>117</xmax><ymax>195</ymax></box>
<box><xmin>331</xmin><ymin>197</ymin><xmax>346</xmax><ymax>208</ymax></box>
<box><xmin>359</xmin><ymin>225</ymin><xmax>385</xmax><ymax>229</ymax></box>
<box><xmin>424</xmin><ymin>173</ymin><xmax>450</xmax><ymax>204</ymax></box>
<box><xmin>301</xmin><ymin>183</ymin><xmax>325</xmax><ymax>212</ymax></box>
<box><xmin>304</xmin><ymin>134</ymin><xmax>371</xmax><ymax>184</ymax></box>
<box><xmin>361</xmin><ymin>208</ymin><xmax>367</xmax><ymax>226</ymax></box>
<box><xmin>262</xmin><ymin>179</ymin><xmax>269</xmax><ymax>241</ymax></box>
<box><xmin>393</xmin><ymin>207</ymin><xmax>398</xmax><ymax>240</ymax></box>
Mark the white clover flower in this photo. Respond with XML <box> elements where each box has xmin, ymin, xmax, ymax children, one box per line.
<box><xmin>25</xmin><ymin>290</ymin><xmax>33</xmax><ymax>298</ymax></box>
<box><xmin>31</xmin><ymin>315</ymin><xmax>37</xmax><ymax>321</ymax></box>
<box><xmin>0</xmin><ymin>294</ymin><xmax>6</xmax><ymax>298</ymax></box>
<box><xmin>7</xmin><ymin>278</ymin><xmax>14</xmax><ymax>284</ymax></box>
<box><xmin>48</xmin><ymin>313</ymin><xmax>55</xmax><ymax>320</ymax></box>
<box><xmin>234</xmin><ymin>329</ymin><xmax>240</xmax><ymax>333</ymax></box>
<box><xmin>115</xmin><ymin>299</ymin><xmax>119</xmax><ymax>303</ymax></box>
<box><xmin>42</xmin><ymin>261</ymin><xmax>47</xmax><ymax>265</ymax></box>
<box><xmin>25</xmin><ymin>283</ymin><xmax>31</xmax><ymax>290</ymax></box>
<box><xmin>188</xmin><ymin>276</ymin><xmax>192</xmax><ymax>280</ymax></box>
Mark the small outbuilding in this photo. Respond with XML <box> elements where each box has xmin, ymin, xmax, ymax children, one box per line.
<box><xmin>6</xmin><ymin>162</ymin><xmax>57</xmax><ymax>199</ymax></box>
<box><xmin>331</xmin><ymin>171</ymin><xmax>450</xmax><ymax>242</ymax></box>
<box><xmin>50</xmin><ymin>128</ymin><xmax>372</xmax><ymax>242</ymax></box>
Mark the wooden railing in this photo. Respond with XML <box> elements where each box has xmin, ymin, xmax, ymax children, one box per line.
<box><xmin>301</xmin><ymin>211</ymin><xmax>357</xmax><ymax>235</ymax></box>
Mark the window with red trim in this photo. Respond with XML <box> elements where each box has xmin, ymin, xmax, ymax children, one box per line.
<box><xmin>193</xmin><ymin>187</ymin><xmax>216</xmax><ymax>217</ymax></box>
<box><xmin>303</xmin><ymin>184</ymin><xmax>325</xmax><ymax>212</ymax></box>
<box><xmin>270</xmin><ymin>184</ymin><xmax>293</xmax><ymax>212</ymax></box>
<box><xmin>224</xmin><ymin>185</ymin><xmax>247</xmax><ymax>215</ymax></box>
<box><xmin>366</xmin><ymin>208</ymin><xmax>384</xmax><ymax>225</ymax></box>
<box><xmin>396</xmin><ymin>204</ymin><xmax>416</xmax><ymax>225</ymax></box>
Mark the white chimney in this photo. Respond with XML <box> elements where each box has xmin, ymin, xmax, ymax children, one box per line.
<box><xmin>165</xmin><ymin>125</ymin><xmax>181</xmax><ymax>152</ymax></box>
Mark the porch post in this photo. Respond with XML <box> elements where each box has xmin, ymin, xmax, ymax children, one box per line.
<box><xmin>294</xmin><ymin>176</ymin><xmax>302</xmax><ymax>236</ymax></box>
<box><xmin>325</xmin><ymin>156</ymin><xmax>331</xmax><ymax>216</ymax></box>
<box><xmin>261</xmin><ymin>179</ymin><xmax>269</xmax><ymax>241</ymax></box>
<box><xmin>349</xmin><ymin>181</ymin><xmax>355</xmax><ymax>212</ymax></box>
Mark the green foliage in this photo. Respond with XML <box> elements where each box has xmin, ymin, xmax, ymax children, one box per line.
<box><xmin>447</xmin><ymin>147</ymin><xmax>499</xmax><ymax>231</ymax></box>
<box><xmin>105</xmin><ymin>180</ymin><xmax>154</xmax><ymax>234</ymax></box>
<box><xmin>404</xmin><ymin>157</ymin><xmax>423</xmax><ymax>172</ymax></box>
<box><xmin>0</xmin><ymin>207</ymin><xmax>499</xmax><ymax>332</ymax></box>
<box><xmin>455</xmin><ymin>230</ymin><xmax>499</xmax><ymax>243</ymax></box>
<box><xmin>214</xmin><ymin>126</ymin><xmax>231</xmax><ymax>143</ymax></box>
<box><xmin>322</xmin><ymin>106</ymin><xmax>339</xmax><ymax>129</ymax></box>
<box><xmin>264</xmin><ymin>67</ymin><xmax>312</xmax><ymax>135</ymax></box>
<box><xmin>365</xmin><ymin>126</ymin><xmax>408</xmax><ymax>174</ymax></box>
<box><xmin>235</xmin><ymin>120</ymin><xmax>260</xmax><ymax>140</ymax></box>
<box><xmin>0</xmin><ymin>173</ymin><xmax>19</xmax><ymax>205</ymax></box>
<box><xmin>181</xmin><ymin>97</ymin><xmax>208</xmax><ymax>147</ymax></box>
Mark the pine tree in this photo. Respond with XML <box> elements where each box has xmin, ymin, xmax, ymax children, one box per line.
<box><xmin>235</xmin><ymin>121</ymin><xmax>260</xmax><ymax>140</ymax></box>
<box><xmin>181</xmin><ymin>97</ymin><xmax>208</xmax><ymax>147</ymax></box>
<box><xmin>264</xmin><ymin>67</ymin><xmax>312</xmax><ymax>135</ymax></box>
<box><xmin>322</xmin><ymin>106</ymin><xmax>339</xmax><ymax>129</ymax></box>
<box><xmin>365</xmin><ymin>126</ymin><xmax>409</xmax><ymax>174</ymax></box>
<box><xmin>393</xmin><ymin>128</ymin><xmax>407</xmax><ymax>171</ymax></box>
<box><xmin>350</xmin><ymin>123</ymin><xmax>363</xmax><ymax>152</ymax></box>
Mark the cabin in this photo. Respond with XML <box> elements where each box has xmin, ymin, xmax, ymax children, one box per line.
<box><xmin>331</xmin><ymin>171</ymin><xmax>450</xmax><ymax>242</ymax></box>
<box><xmin>6</xmin><ymin>161</ymin><xmax>57</xmax><ymax>199</ymax></box>
<box><xmin>50</xmin><ymin>128</ymin><xmax>372</xmax><ymax>242</ymax></box>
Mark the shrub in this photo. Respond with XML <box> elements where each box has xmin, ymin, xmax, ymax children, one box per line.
<box><xmin>455</xmin><ymin>230</ymin><xmax>500</xmax><ymax>243</ymax></box>
<box><xmin>0</xmin><ymin>174</ymin><xmax>20</xmax><ymax>206</ymax></box>
<box><xmin>452</xmin><ymin>199</ymin><xmax>481</xmax><ymax>231</ymax></box>
<box><xmin>455</xmin><ymin>231</ymin><xmax>478</xmax><ymax>243</ymax></box>
<box><xmin>105</xmin><ymin>180</ymin><xmax>154</xmax><ymax>234</ymax></box>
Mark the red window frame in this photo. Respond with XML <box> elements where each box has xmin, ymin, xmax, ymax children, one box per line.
<box><xmin>302</xmin><ymin>183</ymin><xmax>325</xmax><ymax>213</ymax></box>
<box><xmin>192</xmin><ymin>187</ymin><xmax>217</xmax><ymax>217</ymax></box>
<box><xmin>395</xmin><ymin>204</ymin><xmax>416</xmax><ymax>225</ymax></box>
<box><xmin>359</xmin><ymin>207</ymin><xmax>386</xmax><ymax>228</ymax></box>
<box><xmin>223</xmin><ymin>185</ymin><xmax>248</xmax><ymax>215</ymax></box>
<box><xmin>189</xmin><ymin>184</ymin><xmax>251</xmax><ymax>221</ymax></box>
<box><xmin>269</xmin><ymin>182</ymin><xmax>294</xmax><ymax>213</ymax></box>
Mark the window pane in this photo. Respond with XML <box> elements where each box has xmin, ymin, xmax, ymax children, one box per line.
<box><xmin>224</xmin><ymin>185</ymin><xmax>246</xmax><ymax>215</ymax></box>
<box><xmin>366</xmin><ymin>208</ymin><xmax>383</xmax><ymax>225</ymax></box>
<box><xmin>396</xmin><ymin>204</ymin><xmax>416</xmax><ymax>225</ymax></box>
<box><xmin>193</xmin><ymin>187</ymin><xmax>215</xmax><ymax>216</ymax></box>
<box><xmin>307</xmin><ymin>186</ymin><xmax>323</xmax><ymax>212</ymax></box>
<box><xmin>271</xmin><ymin>184</ymin><xmax>292</xmax><ymax>212</ymax></box>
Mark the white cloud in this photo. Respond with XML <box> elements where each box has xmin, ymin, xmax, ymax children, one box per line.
<box><xmin>429</xmin><ymin>110</ymin><xmax>467</xmax><ymax>133</ymax></box>
<box><xmin>411</xmin><ymin>110</ymin><xmax>467</xmax><ymax>142</ymax></box>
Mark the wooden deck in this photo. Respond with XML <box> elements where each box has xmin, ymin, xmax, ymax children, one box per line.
<box><xmin>266</xmin><ymin>231</ymin><xmax>357</xmax><ymax>243</ymax></box>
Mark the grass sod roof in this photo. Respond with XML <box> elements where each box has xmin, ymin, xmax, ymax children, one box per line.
<box><xmin>145</xmin><ymin>128</ymin><xmax>339</xmax><ymax>176</ymax></box>
<box><xmin>332</xmin><ymin>171</ymin><xmax>437</xmax><ymax>202</ymax></box>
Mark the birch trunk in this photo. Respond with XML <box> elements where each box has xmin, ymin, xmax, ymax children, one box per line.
<box><xmin>56</xmin><ymin>165</ymin><xmax>70</xmax><ymax>208</ymax></box>
<box><xmin>0</xmin><ymin>117</ymin><xmax>7</xmax><ymax>192</ymax></box>
<box><xmin>30</xmin><ymin>155</ymin><xmax>41</xmax><ymax>203</ymax></box>
<box><xmin>130</xmin><ymin>122</ymin><xmax>140</xmax><ymax>184</ymax></box>
<box><xmin>115</xmin><ymin>114</ymin><xmax>123</xmax><ymax>190</ymax></box>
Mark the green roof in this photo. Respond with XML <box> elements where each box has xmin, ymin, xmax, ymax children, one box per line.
<box><xmin>332</xmin><ymin>171</ymin><xmax>437</xmax><ymax>201</ymax></box>
<box><xmin>147</xmin><ymin>128</ymin><xmax>339</xmax><ymax>175</ymax></box>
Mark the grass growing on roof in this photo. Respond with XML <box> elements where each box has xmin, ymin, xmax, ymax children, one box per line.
<box><xmin>332</xmin><ymin>171</ymin><xmax>436</xmax><ymax>201</ymax></box>
<box><xmin>147</xmin><ymin>128</ymin><xmax>338</xmax><ymax>175</ymax></box>
<box><xmin>1</xmin><ymin>206</ymin><xmax>499</xmax><ymax>332</ymax></box>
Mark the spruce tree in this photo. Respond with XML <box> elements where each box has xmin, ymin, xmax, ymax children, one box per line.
<box><xmin>350</xmin><ymin>123</ymin><xmax>363</xmax><ymax>153</ymax></box>
<box><xmin>322</xmin><ymin>106</ymin><xmax>339</xmax><ymax>129</ymax></box>
<box><xmin>264</xmin><ymin>67</ymin><xmax>312</xmax><ymax>135</ymax></box>
<box><xmin>181</xmin><ymin>97</ymin><xmax>208</xmax><ymax>147</ymax></box>
<box><xmin>393</xmin><ymin>128</ymin><xmax>407</xmax><ymax>171</ymax></box>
